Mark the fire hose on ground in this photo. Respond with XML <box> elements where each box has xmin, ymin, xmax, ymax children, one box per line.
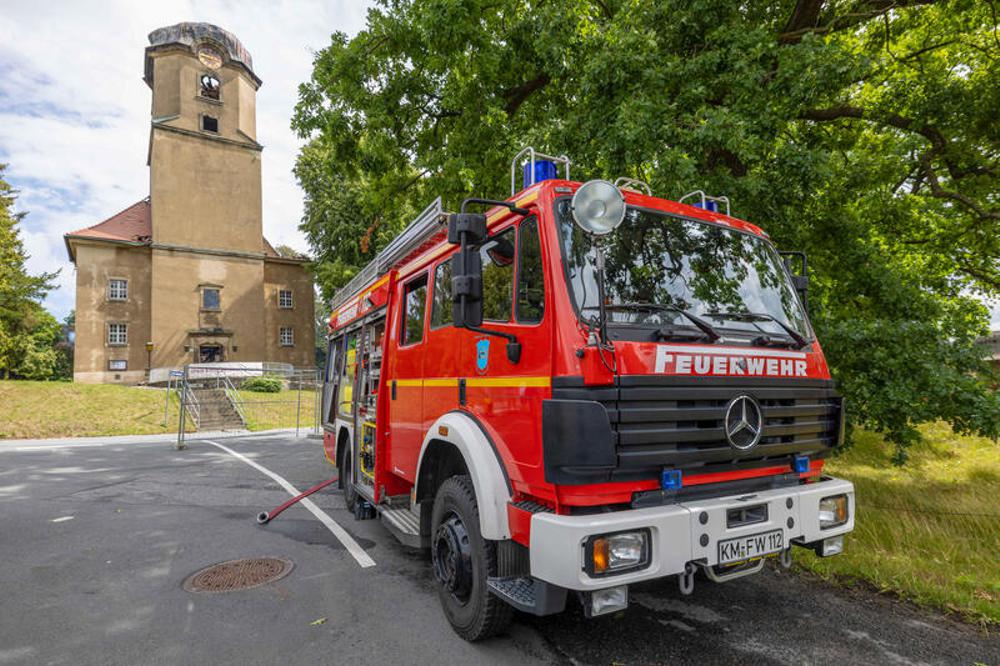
<box><xmin>256</xmin><ymin>475</ymin><xmax>339</xmax><ymax>525</ymax></box>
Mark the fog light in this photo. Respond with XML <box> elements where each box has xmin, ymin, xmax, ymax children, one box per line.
<box><xmin>586</xmin><ymin>530</ymin><xmax>650</xmax><ymax>576</ymax></box>
<box><xmin>819</xmin><ymin>535</ymin><xmax>844</xmax><ymax>557</ymax></box>
<box><xmin>588</xmin><ymin>585</ymin><xmax>628</xmax><ymax>616</ymax></box>
<box><xmin>819</xmin><ymin>494</ymin><xmax>849</xmax><ymax>529</ymax></box>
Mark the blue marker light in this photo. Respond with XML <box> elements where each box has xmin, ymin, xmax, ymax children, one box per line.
<box><xmin>793</xmin><ymin>455</ymin><xmax>810</xmax><ymax>474</ymax></box>
<box><xmin>661</xmin><ymin>469</ymin><xmax>683</xmax><ymax>490</ymax></box>
<box><xmin>523</xmin><ymin>159</ymin><xmax>558</xmax><ymax>189</ymax></box>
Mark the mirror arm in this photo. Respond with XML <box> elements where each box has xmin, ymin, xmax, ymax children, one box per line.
<box><xmin>460</xmin><ymin>197</ymin><xmax>529</xmax><ymax>216</ymax></box>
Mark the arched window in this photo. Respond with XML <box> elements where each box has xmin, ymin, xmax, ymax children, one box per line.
<box><xmin>200</xmin><ymin>74</ymin><xmax>220</xmax><ymax>100</ymax></box>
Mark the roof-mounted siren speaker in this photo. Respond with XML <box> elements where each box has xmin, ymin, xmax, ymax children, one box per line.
<box><xmin>511</xmin><ymin>147</ymin><xmax>571</xmax><ymax>195</ymax></box>
<box><xmin>679</xmin><ymin>190</ymin><xmax>731</xmax><ymax>216</ymax></box>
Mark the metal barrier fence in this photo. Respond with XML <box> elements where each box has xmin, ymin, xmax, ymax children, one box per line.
<box><xmin>175</xmin><ymin>364</ymin><xmax>321</xmax><ymax>450</ymax></box>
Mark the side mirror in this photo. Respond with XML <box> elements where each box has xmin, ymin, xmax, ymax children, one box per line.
<box><xmin>448</xmin><ymin>213</ymin><xmax>486</xmax><ymax>327</ymax></box>
<box><xmin>780</xmin><ymin>251</ymin><xmax>809</xmax><ymax>310</ymax></box>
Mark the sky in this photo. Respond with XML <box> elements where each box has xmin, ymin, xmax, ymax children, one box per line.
<box><xmin>0</xmin><ymin>0</ymin><xmax>374</xmax><ymax>320</ymax></box>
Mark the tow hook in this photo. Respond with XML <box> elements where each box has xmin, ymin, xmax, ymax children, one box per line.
<box><xmin>779</xmin><ymin>547</ymin><xmax>792</xmax><ymax>569</ymax></box>
<box><xmin>678</xmin><ymin>562</ymin><xmax>697</xmax><ymax>595</ymax></box>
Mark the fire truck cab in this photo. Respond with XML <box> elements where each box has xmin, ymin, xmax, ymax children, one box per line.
<box><xmin>322</xmin><ymin>149</ymin><xmax>854</xmax><ymax>640</ymax></box>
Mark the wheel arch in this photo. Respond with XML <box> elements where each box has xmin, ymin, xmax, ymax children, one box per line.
<box><xmin>415</xmin><ymin>411</ymin><xmax>513</xmax><ymax>540</ymax></box>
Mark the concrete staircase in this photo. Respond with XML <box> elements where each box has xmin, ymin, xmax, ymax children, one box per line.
<box><xmin>191</xmin><ymin>387</ymin><xmax>246</xmax><ymax>431</ymax></box>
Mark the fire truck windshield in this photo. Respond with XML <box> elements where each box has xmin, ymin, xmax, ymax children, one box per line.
<box><xmin>556</xmin><ymin>199</ymin><xmax>812</xmax><ymax>340</ymax></box>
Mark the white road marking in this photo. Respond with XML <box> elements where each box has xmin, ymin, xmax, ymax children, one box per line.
<box><xmin>50</xmin><ymin>516</ymin><xmax>74</xmax><ymax>523</ymax></box>
<box><xmin>203</xmin><ymin>440</ymin><xmax>375</xmax><ymax>569</ymax></box>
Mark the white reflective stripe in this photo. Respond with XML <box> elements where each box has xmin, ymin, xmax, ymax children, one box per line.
<box><xmin>658</xmin><ymin>344</ymin><xmax>807</xmax><ymax>359</ymax></box>
<box><xmin>204</xmin><ymin>440</ymin><xmax>375</xmax><ymax>568</ymax></box>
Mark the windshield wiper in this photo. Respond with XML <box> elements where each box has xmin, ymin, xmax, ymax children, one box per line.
<box><xmin>583</xmin><ymin>303</ymin><xmax>721</xmax><ymax>342</ymax></box>
<box><xmin>706</xmin><ymin>311</ymin><xmax>809</xmax><ymax>349</ymax></box>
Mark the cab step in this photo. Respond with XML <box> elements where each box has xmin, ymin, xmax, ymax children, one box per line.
<box><xmin>378</xmin><ymin>505</ymin><xmax>426</xmax><ymax>548</ymax></box>
<box><xmin>486</xmin><ymin>576</ymin><xmax>567</xmax><ymax>617</ymax></box>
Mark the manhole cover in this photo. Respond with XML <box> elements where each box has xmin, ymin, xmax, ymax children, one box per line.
<box><xmin>183</xmin><ymin>557</ymin><xmax>293</xmax><ymax>593</ymax></box>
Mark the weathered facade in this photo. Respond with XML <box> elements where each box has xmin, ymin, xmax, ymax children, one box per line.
<box><xmin>65</xmin><ymin>23</ymin><xmax>314</xmax><ymax>383</ymax></box>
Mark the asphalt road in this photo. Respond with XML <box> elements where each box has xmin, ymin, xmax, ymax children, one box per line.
<box><xmin>0</xmin><ymin>432</ymin><xmax>996</xmax><ymax>666</ymax></box>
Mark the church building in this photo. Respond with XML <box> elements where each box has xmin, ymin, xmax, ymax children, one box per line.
<box><xmin>65</xmin><ymin>23</ymin><xmax>314</xmax><ymax>383</ymax></box>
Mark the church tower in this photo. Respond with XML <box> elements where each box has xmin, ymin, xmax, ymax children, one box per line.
<box><xmin>144</xmin><ymin>23</ymin><xmax>263</xmax><ymax>252</ymax></box>
<box><xmin>65</xmin><ymin>23</ymin><xmax>314</xmax><ymax>383</ymax></box>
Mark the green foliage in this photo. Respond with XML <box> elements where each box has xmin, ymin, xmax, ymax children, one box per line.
<box><xmin>0</xmin><ymin>164</ymin><xmax>61</xmax><ymax>380</ymax></box>
<box><xmin>241</xmin><ymin>376</ymin><xmax>284</xmax><ymax>393</ymax></box>
<box><xmin>293</xmin><ymin>0</ymin><xmax>1000</xmax><ymax>457</ymax></box>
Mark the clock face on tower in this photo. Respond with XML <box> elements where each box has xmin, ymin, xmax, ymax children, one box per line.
<box><xmin>197</xmin><ymin>45</ymin><xmax>223</xmax><ymax>70</ymax></box>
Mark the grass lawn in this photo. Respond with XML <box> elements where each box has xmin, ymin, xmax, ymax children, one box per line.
<box><xmin>798</xmin><ymin>422</ymin><xmax>1000</xmax><ymax>627</ymax></box>
<box><xmin>0</xmin><ymin>380</ymin><xmax>187</xmax><ymax>439</ymax></box>
<box><xmin>236</xmin><ymin>388</ymin><xmax>319</xmax><ymax>432</ymax></box>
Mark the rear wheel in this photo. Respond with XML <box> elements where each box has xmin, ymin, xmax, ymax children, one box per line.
<box><xmin>430</xmin><ymin>475</ymin><xmax>513</xmax><ymax>641</ymax></box>
<box><xmin>340</xmin><ymin>446</ymin><xmax>357</xmax><ymax>512</ymax></box>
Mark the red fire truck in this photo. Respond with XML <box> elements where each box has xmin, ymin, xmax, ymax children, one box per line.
<box><xmin>321</xmin><ymin>148</ymin><xmax>854</xmax><ymax>640</ymax></box>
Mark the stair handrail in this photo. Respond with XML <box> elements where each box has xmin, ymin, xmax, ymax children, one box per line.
<box><xmin>220</xmin><ymin>375</ymin><xmax>247</xmax><ymax>426</ymax></box>
<box><xmin>181</xmin><ymin>380</ymin><xmax>200</xmax><ymax>429</ymax></box>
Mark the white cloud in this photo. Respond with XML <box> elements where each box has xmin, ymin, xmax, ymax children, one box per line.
<box><xmin>0</xmin><ymin>0</ymin><xmax>373</xmax><ymax>318</ymax></box>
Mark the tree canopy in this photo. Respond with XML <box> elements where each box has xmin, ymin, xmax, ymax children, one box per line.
<box><xmin>0</xmin><ymin>164</ymin><xmax>61</xmax><ymax>380</ymax></box>
<box><xmin>293</xmin><ymin>0</ymin><xmax>999</xmax><ymax>456</ymax></box>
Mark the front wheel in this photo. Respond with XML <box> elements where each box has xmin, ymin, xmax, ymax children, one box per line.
<box><xmin>430</xmin><ymin>475</ymin><xmax>513</xmax><ymax>641</ymax></box>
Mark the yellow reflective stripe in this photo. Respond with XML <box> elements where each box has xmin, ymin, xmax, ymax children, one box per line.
<box><xmin>392</xmin><ymin>377</ymin><xmax>550</xmax><ymax>388</ymax></box>
<box><xmin>516</xmin><ymin>190</ymin><xmax>539</xmax><ymax>208</ymax></box>
<box><xmin>423</xmin><ymin>378</ymin><xmax>458</xmax><ymax>387</ymax></box>
<box><xmin>466</xmin><ymin>376</ymin><xmax>550</xmax><ymax>388</ymax></box>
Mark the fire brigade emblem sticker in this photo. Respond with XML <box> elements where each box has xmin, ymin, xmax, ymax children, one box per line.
<box><xmin>724</xmin><ymin>395</ymin><xmax>763</xmax><ymax>451</ymax></box>
<box><xmin>475</xmin><ymin>338</ymin><xmax>490</xmax><ymax>374</ymax></box>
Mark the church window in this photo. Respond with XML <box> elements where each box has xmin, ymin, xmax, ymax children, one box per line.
<box><xmin>202</xmin><ymin>287</ymin><xmax>221</xmax><ymax>311</ymax></box>
<box><xmin>280</xmin><ymin>327</ymin><xmax>294</xmax><ymax>347</ymax></box>
<box><xmin>199</xmin><ymin>74</ymin><xmax>220</xmax><ymax>100</ymax></box>
<box><xmin>201</xmin><ymin>115</ymin><xmax>219</xmax><ymax>133</ymax></box>
<box><xmin>107</xmin><ymin>323</ymin><xmax>128</xmax><ymax>346</ymax></box>
<box><xmin>108</xmin><ymin>278</ymin><xmax>128</xmax><ymax>301</ymax></box>
<box><xmin>278</xmin><ymin>289</ymin><xmax>293</xmax><ymax>309</ymax></box>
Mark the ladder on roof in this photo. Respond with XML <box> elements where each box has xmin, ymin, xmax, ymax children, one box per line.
<box><xmin>329</xmin><ymin>197</ymin><xmax>445</xmax><ymax>312</ymax></box>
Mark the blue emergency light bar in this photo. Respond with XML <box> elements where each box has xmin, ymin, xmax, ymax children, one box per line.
<box><xmin>692</xmin><ymin>200</ymin><xmax>719</xmax><ymax>212</ymax></box>
<box><xmin>523</xmin><ymin>159</ymin><xmax>558</xmax><ymax>190</ymax></box>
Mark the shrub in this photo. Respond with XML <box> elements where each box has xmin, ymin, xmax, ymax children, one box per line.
<box><xmin>241</xmin><ymin>376</ymin><xmax>283</xmax><ymax>393</ymax></box>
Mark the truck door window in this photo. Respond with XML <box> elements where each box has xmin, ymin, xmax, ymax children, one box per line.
<box><xmin>402</xmin><ymin>275</ymin><xmax>428</xmax><ymax>345</ymax></box>
<box><xmin>516</xmin><ymin>217</ymin><xmax>544</xmax><ymax>323</ymax></box>
<box><xmin>480</xmin><ymin>227</ymin><xmax>515</xmax><ymax>322</ymax></box>
<box><xmin>338</xmin><ymin>332</ymin><xmax>357</xmax><ymax>417</ymax></box>
<box><xmin>431</xmin><ymin>258</ymin><xmax>453</xmax><ymax>328</ymax></box>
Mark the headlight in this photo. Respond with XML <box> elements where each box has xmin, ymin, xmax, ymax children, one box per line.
<box><xmin>585</xmin><ymin>529</ymin><xmax>651</xmax><ymax>576</ymax></box>
<box><xmin>819</xmin><ymin>494</ymin><xmax>849</xmax><ymax>529</ymax></box>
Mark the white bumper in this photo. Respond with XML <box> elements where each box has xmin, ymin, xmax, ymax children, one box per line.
<box><xmin>529</xmin><ymin>476</ymin><xmax>855</xmax><ymax>591</ymax></box>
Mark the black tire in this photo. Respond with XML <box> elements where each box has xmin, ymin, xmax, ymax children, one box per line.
<box><xmin>430</xmin><ymin>475</ymin><xmax>513</xmax><ymax>641</ymax></box>
<box><xmin>340</xmin><ymin>446</ymin><xmax>358</xmax><ymax>512</ymax></box>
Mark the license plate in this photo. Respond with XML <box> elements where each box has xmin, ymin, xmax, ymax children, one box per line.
<box><xmin>717</xmin><ymin>529</ymin><xmax>784</xmax><ymax>565</ymax></box>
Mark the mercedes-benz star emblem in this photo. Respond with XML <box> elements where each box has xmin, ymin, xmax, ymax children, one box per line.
<box><xmin>724</xmin><ymin>395</ymin><xmax>763</xmax><ymax>451</ymax></box>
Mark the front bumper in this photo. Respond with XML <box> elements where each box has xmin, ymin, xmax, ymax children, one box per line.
<box><xmin>529</xmin><ymin>476</ymin><xmax>854</xmax><ymax>591</ymax></box>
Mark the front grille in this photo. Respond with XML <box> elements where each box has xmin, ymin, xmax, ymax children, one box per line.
<box><xmin>552</xmin><ymin>376</ymin><xmax>842</xmax><ymax>478</ymax></box>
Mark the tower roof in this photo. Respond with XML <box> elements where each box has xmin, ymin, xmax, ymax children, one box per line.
<box><xmin>145</xmin><ymin>22</ymin><xmax>260</xmax><ymax>87</ymax></box>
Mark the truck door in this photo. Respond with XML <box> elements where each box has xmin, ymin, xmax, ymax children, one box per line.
<box><xmin>456</xmin><ymin>214</ymin><xmax>552</xmax><ymax>473</ymax></box>
<box><xmin>386</xmin><ymin>272</ymin><xmax>429</xmax><ymax>482</ymax></box>
<box><xmin>322</xmin><ymin>335</ymin><xmax>341</xmax><ymax>427</ymax></box>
